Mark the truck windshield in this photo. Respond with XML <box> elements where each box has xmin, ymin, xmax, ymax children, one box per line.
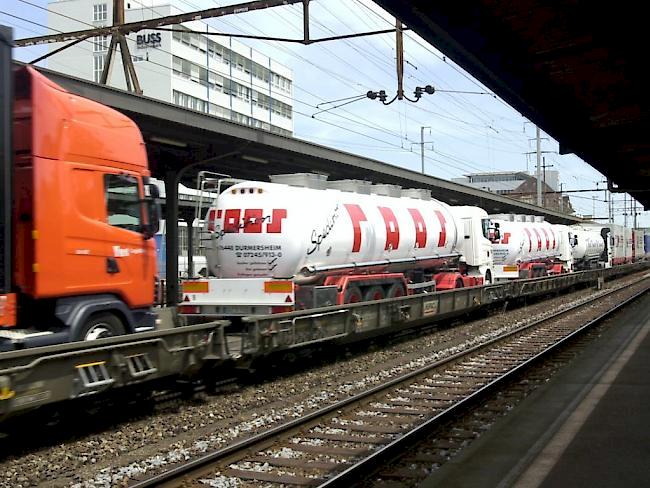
<box><xmin>105</xmin><ymin>174</ymin><xmax>141</xmax><ymax>232</ymax></box>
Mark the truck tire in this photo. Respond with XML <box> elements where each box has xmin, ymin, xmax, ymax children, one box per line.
<box><xmin>77</xmin><ymin>313</ymin><xmax>126</xmax><ymax>341</ymax></box>
<box><xmin>344</xmin><ymin>286</ymin><xmax>362</xmax><ymax>304</ymax></box>
<box><xmin>363</xmin><ymin>286</ymin><xmax>385</xmax><ymax>302</ymax></box>
<box><xmin>386</xmin><ymin>283</ymin><xmax>406</xmax><ymax>298</ymax></box>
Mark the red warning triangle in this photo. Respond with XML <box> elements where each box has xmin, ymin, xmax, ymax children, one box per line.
<box><xmin>285</xmin><ymin>295</ymin><xmax>293</xmax><ymax>303</ymax></box>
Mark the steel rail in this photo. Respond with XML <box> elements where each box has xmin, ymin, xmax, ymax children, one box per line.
<box><xmin>321</xmin><ymin>283</ymin><xmax>650</xmax><ymax>486</ymax></box>
<box><xmin>129</xmin><ymin>276</ymin><xmax>650</xmax><ymax>487</ymax></box>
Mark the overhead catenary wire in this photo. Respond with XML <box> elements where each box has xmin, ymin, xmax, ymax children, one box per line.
<box><xmin>5</xmin><ymin>1</ymin><xmax>527</xmax><ymax>175</ymax></box>
<box><xmin>5</xmin><ymin>0</ymin><xmax>612</xmax><ymax>192</ymax></box>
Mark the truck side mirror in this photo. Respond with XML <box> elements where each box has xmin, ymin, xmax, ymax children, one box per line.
<box><xmin>143</xmin><ymin>183</ymin><xmax>161</xmax><ymax>239</ymax></box>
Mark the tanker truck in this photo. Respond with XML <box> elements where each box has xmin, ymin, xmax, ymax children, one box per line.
<box><xmin>488</xmin><ymin>215</ymin><xmax>573</xmax><ymax>280</ymax></box>
<box><xmin>581</xmin><ymin>223</ymin><xmax>629</xmax><ymax>265</ymax></box>
<box><xmin>180</xmin><ymin>173</ymin><xmax>494</xmax><ymax>317</ymax></box>
<box><xmin>1</xmin><ymin>38</ymin><xmax>160</xmax><ymax>349</ymax></box>
<box><xmin>570</xmin><ymin>225</ymin><xmax>608</xmax><ymax>270</ymax></box>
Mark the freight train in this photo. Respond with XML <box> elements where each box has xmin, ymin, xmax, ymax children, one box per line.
<box><xmin>180</xmin><ymin>174</ymin><xmax>647</xmax><ymax>318</ymax></box>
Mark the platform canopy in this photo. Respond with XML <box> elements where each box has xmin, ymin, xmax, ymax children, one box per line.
<box><xmin>373</xmin><ymin>0</ymin><xmax>650</xmax><ymax>208</ymax></box>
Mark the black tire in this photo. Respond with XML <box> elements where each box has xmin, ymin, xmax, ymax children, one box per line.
<box><xmin>363</xmin><ymin>286</ymin><xmax>385</xmax><ymax>302</ymax></box>
<box><xmin>344</xmin><ymin>285</ymin><xmax>362</xmax><ymax>304</ymax></box>
<box><xmin>76</xmin><ymin>312</ymin><xmax>126</xmax><ymax>341</ymax></box>
<box><xmin>455</xmin><ymin>278</ymin><xmax>464</xmax><ymax>288</ymax></box>
<box><xmin>386</xmin><ymin>283</ymin><xmax>406</xmax><ymax>298</ymax></box>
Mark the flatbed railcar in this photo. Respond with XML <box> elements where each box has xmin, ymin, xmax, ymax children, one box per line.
<box><xmin>1</xmin><ymin>262</ymin><xmax>646</xmax><ymax>421</ymax></box>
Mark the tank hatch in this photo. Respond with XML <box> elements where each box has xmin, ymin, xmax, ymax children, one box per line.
<box><xmin>371</xmin><ymin>184</ymin><xmax>402</xmax><ymax>197</ymax></box>
<box><xmin>327</xmin><ymin>179</ymin><xmax>373</xmax><ymax>194</ymax></box>
<box><xmin>401</xmin><ymin>188</ymin><xmax>431</xmax><ymax>200</ymax></box>
<box><xmin>270</xmin><ymin>173</ymin><xmax>328</xmax><ymax>190</ymax></box>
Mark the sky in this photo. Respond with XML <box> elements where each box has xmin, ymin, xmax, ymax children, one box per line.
<box><xmin>2</xmin><ymin>0</ymin><xmax>648</xmax><ymax>227</ymax></box>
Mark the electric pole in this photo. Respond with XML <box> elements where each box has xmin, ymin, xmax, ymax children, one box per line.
<box><xmin>417</xmin><ymin>126</ymin><xmax>432</xmax><ymax>174</ymax></box>
<box><xmin>100</xmin><ymin>0</ymin><xmax>142</xmax><ymax>93</ymax></box>
<box><xmin>536</xmin><ymin>126</ymin><xmax>542</xmax><ymax>206</ymax></box>
<box><xmin>592</xmin><ymin>195</ymin><xmax>596</xmax><ymax>218</ymax></box>
<box><xmin>541</xmin><ymin>157</ymin><xmax>553</xmax><ymax>207</ymax></box>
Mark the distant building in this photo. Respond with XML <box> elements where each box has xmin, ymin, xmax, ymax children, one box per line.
<box><xmin>452</xmin><ymin>171</ymin><xmax>573</xmax><ymax>214</ymax></box>
<box><xmin>46</xmin><ymin>0</ymin><xmax>294</xmax><ymax>136</ymax></box>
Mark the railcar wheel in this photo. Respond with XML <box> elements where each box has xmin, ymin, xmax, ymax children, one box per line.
<box><xmin>363</xmin><ymin>286</ymin><xmax>385</xmax><ymax>302</ymax></box>
<box><xmin>77</xmin><ymin>313</ymin><xmax>125</xmax><ymax>341</ymax></box>
<box><xmin>386</xmin><ymin>283</ymin><xmax>406</xmax><ymax>298</ymax></box>
<box><xmin>344</xmin><ymin>286</ymin><xmax>363</xmax><ymax>304</ymax></box>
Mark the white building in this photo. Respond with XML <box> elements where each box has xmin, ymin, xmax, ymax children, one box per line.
<box><xmin>452</xmin><ymin>170</ymin><xmax>560</xmax><ymax>194</ymax></box>
<box><xmin>47</xmin><ymin>0</ymin><xmax>294</xmax><ymax>136</ymax></box>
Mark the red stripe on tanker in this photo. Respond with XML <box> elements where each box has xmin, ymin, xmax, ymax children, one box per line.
<box><xmin>343</xmin><ymin>204</ymin><xmax>366</xmax><ymax>252</ymax></box>
<box><xmin>542</xmin><ymin>228</ymin><xmax>550</xmax><ymax>250</ymax></box>
<box><xmin>407</xmin><ymin>208</ymin><xmax>427</xmax><ymax>248</ymax></box>
<box><xmin>378</xmin><ymin>206</ymin><xmax>400</xmax><ymax>250</ymax></box>
<box><xmin>490</xmin><ymin>219</ymin><xmax>571</xmax><ymax>267</ymax></box>
<box><xmin>204</xmin><ymin>180</ymin><xmax>493</xmax><ymax>283</ymax></box>
<box><xmin>524</xmin><ymin>228</ymin><xmax>533</xmax><ymax>252</ymax></box>
<box><xmin>533</xmin><ymin>228</ymin><xmax>542</xmax><ymax>251</ymax></box>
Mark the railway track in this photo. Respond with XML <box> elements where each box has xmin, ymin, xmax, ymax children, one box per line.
<box><xmin>130</xmin><ymin>275</ymin><xmax>650</xmax><ymax>487</ymax></box>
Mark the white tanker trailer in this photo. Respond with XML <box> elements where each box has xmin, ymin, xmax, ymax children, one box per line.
<box><xmin>488</xmin><ymin>215</ymin><xmax>573</xmax><ymax>280</ymax></box>
<box><xmin>181</xmin><ymin>174</ymin><xmax>493</xmax><ymax>316</ymax></box>
<box><xmin>571</xmin><ymin>225</ymin><xmax>607</xmax><ymax>270</ymax></box>
<box><xmin>581</xmin><ymin>223</ymin><xmax>629</xmax><ymax>266</ymax></box>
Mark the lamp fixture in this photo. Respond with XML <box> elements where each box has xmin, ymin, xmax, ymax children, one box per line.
<box><xmin>150</xmin><ymin>136</ymin><xmax>188</xmax><ymax>148</ymax></box>
<box><xmin>241</xmin><ymin>155</ymin><xmax>269</xmax><ymax>164</ymax></box>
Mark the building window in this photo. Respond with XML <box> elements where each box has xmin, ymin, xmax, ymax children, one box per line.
<box><xmin>93</xmin><ymin>3</ymin><xmax>108</xmax><ymax>22</ymax></box>
<box><xmin>93</xmin><ymin>35</ymin><xmax>108</xmax><ymax>52</ymax></box>
<box><xmin>93</xmin><ymin>54</ymin><xmax>105</xmax><ymax>83</ymax></box>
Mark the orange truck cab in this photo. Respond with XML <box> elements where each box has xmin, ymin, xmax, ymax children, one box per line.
<box><xmin>1</xmin><ymin>32</ymin><xmax>160</xmax><ymax>350</ymax></box>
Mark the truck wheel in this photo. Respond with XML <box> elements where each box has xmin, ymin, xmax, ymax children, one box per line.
<box><xmin>386</xmin><ymin>283</ymin><xmax>406</xmax><ymax>298</ymax></box>
<box><xmin>344</xmin><ymin>286</ymin><xmax>362</xmax><ymax>304</ymax></box>
<box><xmin>455</xmin><ymin>278</ymin><xmax>464</xmax><ymax>288</ymax></box>
<box><xmin>363</xmin><ymin>286</ymin><xmax>385</xmax><ymax>302</ymax></box>
<box><xmin>77</xmin><ymin>313</ymin><xmax>126</xmax><ymax>341</ymax></box>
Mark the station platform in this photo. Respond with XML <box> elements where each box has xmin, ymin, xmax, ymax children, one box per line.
<box><xmin>420</xmin><ymin>290</ymin><xmax>650</xmax><ymax>488</ymax></box>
